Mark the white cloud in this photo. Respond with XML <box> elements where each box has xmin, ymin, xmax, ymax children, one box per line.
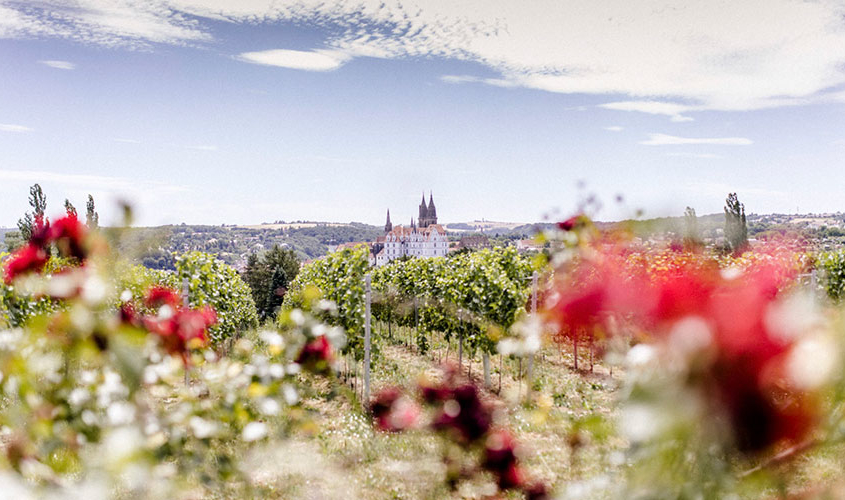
<box><xmin>666</xmin><ymin>152</ymin><xmax>724</xmax><ymax>159</ymax></box>
<box><xmin>238</xmin><ymin>48</ymin><xmax>349</xmax><ymax>71</ymax></box>
<box><xmin>604</xmin><ymin>126</ymin><xmax>623</xmax><ymax>132</ymax></box>
<box><xmin>0</xmin><ymin>1</ymin><xmax>209</xmax><ymax>48</ymax></box>
<box><xmin>4</xmin><ymin>1</ymin><xmax>845</xmax><ymax>116</ymax></box>
<box><xmin>440</xmin><ymin>74</ymin><xmax>518</xmax><ymax>88</ymax></box>
<box><xmin>39</xmin><ymin>60</ymin><xmax>75</xmax><ymax>70</ymax></box>
<box><xmin>641</xmin><ymin>134</ymin><xmax>753</xmax><ymax>146</ymax></box>
<box><xmin>600</xmin><ymin>101</ymin><xmax>696</xmax><ymax>122</ymax></box>
<box><xmin>113</xmin><ymin>138</ymin><xmax>140</xmax><ymax>143</ymax></box>
<box><xmin>185</xmin><ymin>144</ymin><xmax>217</xmax><ymax>151</ymax></box>
<box><xmin>0</xmin><ymin>123</ymin><xmax>33</xmax><ymax>133</ymax></box>
<box><xmin>0</xmin><ymin>168</ymin><xmax>187</xmax><ymax>193</ymax></box>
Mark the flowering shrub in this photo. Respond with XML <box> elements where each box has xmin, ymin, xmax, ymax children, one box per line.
<box><xmin>0</xmin><ymin>217</ymin><xmax>351</xmax><ymax>497</ymax></box>
<box><xmin>539</xmin><ymin>216</ymin><xmax>845</xmax><ymax>497</ymax></box>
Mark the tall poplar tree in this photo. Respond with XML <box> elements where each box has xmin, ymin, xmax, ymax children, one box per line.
<box><xmin>724</xmin><ymin>193</ymin><xmax>748</xmax><ymax>254</ymax></box>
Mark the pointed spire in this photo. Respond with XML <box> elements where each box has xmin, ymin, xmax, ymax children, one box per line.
<box><xmin>384</xmin><ymin>209</ymin><xmax>393</xmax><ymax>233</ymax></box>
<box><xmin>427</xmin><ymin>191</ymin><xmax>437</xmax><ymax>224</ymax></box>
<box><xmin>419</xmin><ymin>191</ymin><xmax>428</xmax><ymax>226</ymax></box>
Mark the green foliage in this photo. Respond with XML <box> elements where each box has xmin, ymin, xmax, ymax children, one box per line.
<box><xmin>174</xmin><ymin>251</ymin><xmax>258</xmax><ymax>344</ymax></box>
<box><xmin>724</xmin><ymin>192</ymin><xmax>748</xmax><ymax>254</ymax></box>
<box><xmin>818</xmin><ymin>250</ymin><xmax>845</xmax><ymax>301</ymax></box>
<box><xmin>242</xmin><ymin>245</ymin><xmax>300</xmax><ymax>321</ymax></box>
<box><xmin>114</xmin><ymin>261</ymin><xmax>177</xmax><ymax>303</ymax></box>
<box><xmin>370</xmin><ymin>247</ymin><xmax>533</xmax><ymax>354</ymax></box>
<box><xmin>4</xmin><ymin>230</ymin><xmax>24</xmax><ymax>252</ymax></box>
<box><xmin>0</xmin><ymin>255</ymin><xmax>74</xmax><ymax>327</ymax></box>
<box><xmin>128</xmin><ymin>222</ymin><xmax>383</xmax><ymax>271</ymax></box>
<box><xmin>0</xmin><ymin>248</ymin><xmax>346</xmax><ymax>496</ymax></box>
<box><xmin>17</xmin><ymin>183</ymin><xmax>47</xmax><ymax>241</ymax></box>
<box><xmin>86</xmin><ymin>194</ymin><xmax>99</xmax><ymax>229</ymax></box>
<box><xmin>282</xmin><ymin>245</ymin><xmax>370</xmax><ymax>359</ymax></box>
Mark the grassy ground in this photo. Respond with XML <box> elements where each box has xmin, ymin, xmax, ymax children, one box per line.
<box><xmin>242</xmin><ymin>323</ymin><xmax>625</xmax><ymax>499</ymax></box>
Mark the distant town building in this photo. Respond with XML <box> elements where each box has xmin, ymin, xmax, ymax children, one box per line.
<box><xmin>373</xmin><ymin>192</ymin><xmax>449</xmax><ymax>266</ymax></box>
<box><xmin>457</xmin><ymin>234</ymin><xmax>491</xmax><ymax>251</ymax></box>
<box><xmin>515</xmin><ymin>238</ymin><xmax>543</xmax><ymax>253</ymax></box>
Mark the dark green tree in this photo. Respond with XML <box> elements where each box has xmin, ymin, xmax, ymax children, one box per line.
<box><xmin>241</xmin><ymin>245</ymin><xmax>300</xmax><ymax>320</ymax></box>
<box><xmin>724</xmin><ymin>193</ymin><xmax>748</xmax><ymax>254</ymax></box>
<box><xmin>266</xmin><ymin>267</ymin><xmax>288</xmax><ymax>317</ymax></box>
<box><xmin>86</xmin><ymin>195</ymin><xmax>99</xmax><ymax>229</ymax></box>
<box><xmin>17</xmin><ymin>184</ymin><xmax>47</xmax><ymax>241</ymax></box>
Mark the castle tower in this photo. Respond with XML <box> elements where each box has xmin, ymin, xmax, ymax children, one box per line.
<box><xmin>427</xmin><ymin>192</ymin><xmax>437</xmax><ymax>226</ymax></box>
<box><xmin>418</xmin><ymin>192</ymin><xmax>428</xmax><ymax>228</ymax></box>
<box><xmin>384</xmin><ymin>209</ymin><xmax>393</xmax><ymax>233</ymax></box>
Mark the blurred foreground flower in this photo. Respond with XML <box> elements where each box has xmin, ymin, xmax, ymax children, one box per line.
<box><xmin>545</xmin><ymin>217</ymin><xmax>830</xmax><ymax>456</ymax></box>
<box><xmin>369</xmin><ymin>386</ymin><xmax>420</xmax><ymax>432</ymax></box>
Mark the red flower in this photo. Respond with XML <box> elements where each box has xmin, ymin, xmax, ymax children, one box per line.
<box><xmin>119</xmin><ymin>302</ymin><xmax>142</xmax><ymax>328</ymax></box>
<box><xmin>370</xmin><ymin>386</ymin><xmax>420</xmax><ymax>432</ymax></box>
<box><xmin>557</xmin><ymin>214</ymin><xmax>587</xmax><ymax>232</ymax></box>
<box><xmin>143</xmin><ymin>306</ymin><xmax>215</xmax><ymax>365</ymax></box>
<box><xmin>545</xmin><ymin>241</ymin><xmax>817</xmax><ymax>454</ymax></box>
<box><xmin>138</xmin><ymin>285</ymin><xmax>215</xmax><ymax>366</ymax></box>
<box><xmin>483</xmin><ymin>429</ymin><xmax>524</xmax><ymax>489</ymax></box>
<box><xmin>29</xmin><ymin>218</ymin><xmax>51</xmax><ymax>249</ymax></box>
<box><xmin>524</xmin><ymin>482</ymin><xmax>550</xmax><ymax>500</ymax></box>
<box><xmin>649</xmin><ymin>270</ymin><xmax>715</xmax><ymax>325</ymax></box>
<box><xmin>296</xmin><ymin>336</ymin><xmax>334</xmax><ymax>373</ymax></box>
<box><xmin>3</xmin><ymin>244</ymin><xmax>49</xmax><ymax>284</ymax></box>
<box><xmin>48</xmin><ymin>215</ymin><xmax>87</xmax><ymax>261</ymax></box>
<box><xmin>145</xmin><ymin>285</ymin><xmax>182</xmax><ymax>309</ymax></box>
<box><xmin>429</xmin><ymin>383</ymin><xmax>492</xmax><ymax>445</ymax></box>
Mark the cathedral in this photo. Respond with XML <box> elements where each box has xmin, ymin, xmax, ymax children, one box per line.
<box><xmin>373</xmin><ymin>192</ymin><xmax>449</xmax><ymax>266</ymax></box>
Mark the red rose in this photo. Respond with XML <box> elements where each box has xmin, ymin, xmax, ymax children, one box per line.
<box><xmin>48</xmin><ymin>215</ymin><xmax>87</xmax><ymax>261</ymax></box>
<box><xmin>296</xmin><ymin>336</ymin><xmax>334</xmax><ymax>373</ymax></box>
<box><xmin>3</xmin><ymin>244</ymin><xmax>49</xmax><ymax>284</ymax></box>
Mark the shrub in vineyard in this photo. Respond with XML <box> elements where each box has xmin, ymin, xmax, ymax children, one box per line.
<box><xmin>174</xmin><ymin>251</ymin><xmax>259</xmax><ymax>345</ymax></box>
<box><xmin>0</xmin><ymin>215</ymin><xmax>346</xmax><ymax>497</ymax></box>
<box><xmin>818</xmin><ymin>249</ymin><xmax>845</xmax><ymax>301</ymax></box>
<box><xmin>282</xmin><ymin>245</ymin><xmax>369</xmax><ymax>359</ymax></box>
<box><xmin>371</xmin><ymin>247</ymin><xmax>535</xmax><ymax>357</ymax></box>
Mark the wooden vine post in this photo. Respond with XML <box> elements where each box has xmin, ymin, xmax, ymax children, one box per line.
<box><xmin>364</xmin><ymin>273</ymin><xmax>372</xmax><ymax>403</ymax></box>
<box><xmin>526</xmin><ymin>271</ymin><xmax>538</xmax><ymax>402</ymax></box>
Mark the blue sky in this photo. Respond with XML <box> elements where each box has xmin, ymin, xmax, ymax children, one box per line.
<box><xmin>2</xmin><ymin>1</ymin><xmax>845</xmax><ymax>227</ymax></box>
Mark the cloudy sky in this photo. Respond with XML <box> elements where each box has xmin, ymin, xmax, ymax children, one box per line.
<box><xmin>2</xmin><ymin>0</ymin><xmax>845</xmax><ymax>226</ymax></box>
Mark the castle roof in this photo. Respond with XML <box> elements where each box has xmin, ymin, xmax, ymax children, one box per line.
<box><xmin>385</xmin><ymin>223</ymin><xmax>446</xmax><ymax>240</ymax></box>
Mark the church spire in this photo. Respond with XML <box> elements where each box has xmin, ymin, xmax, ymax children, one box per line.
<box><xmin>427</xmin><ymin>192</ymin><xmax>437</xmax><ymax>225</ymax></box>
<box><xmin>384</xmin><ymin>209</ymin><xmax>392</xmax><ymax>233</ymax></box>
<box><xmin>418</xmin><ymin>191</ymin><xmax>428</xmax><ymax>226</ymax></box>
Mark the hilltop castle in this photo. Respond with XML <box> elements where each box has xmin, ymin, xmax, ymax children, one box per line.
<box><xmin>373</xmin><ymin>192</ymin><xmax>448</xmax><ymax>266</ymax></box>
